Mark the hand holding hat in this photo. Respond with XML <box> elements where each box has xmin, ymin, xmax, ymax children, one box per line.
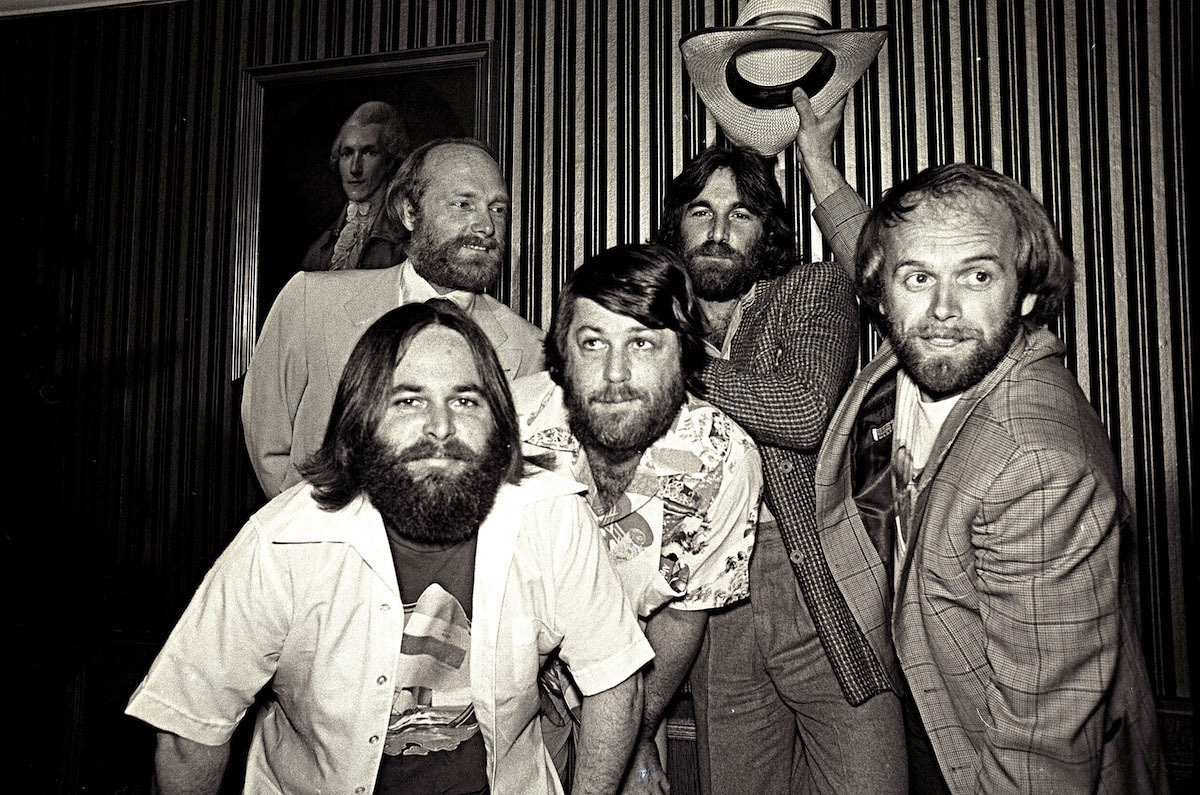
<box><xmin>681</xmin><ymin>0</ymin><xmax>887</xmax><ymax>157</ymax></box>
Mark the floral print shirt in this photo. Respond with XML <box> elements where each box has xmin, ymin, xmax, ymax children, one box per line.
<box><xmin>511</xmin><ymin>373</ymin><xmax>763</xmax><ymax>617</ymax></box>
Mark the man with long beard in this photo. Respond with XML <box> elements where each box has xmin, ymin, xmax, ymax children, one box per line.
<box><xmin>652</xmin><ymin>91</ymin><xmax>906</xmax><ymax>794</ymax></box>
<box><xmin>244</xmin><ymin>137</ymin><xmax>546</xmax><ymax>498</ymax></box>
<box><xmin>816</xmin><ymin>163</ymin><xmax>1165</xmax><ymax>792</ymax></box>
<box><xmin>129</xmin><ymin>300</ymin><xmax>651</xmax><ymax>794</ymax></box>
<box><xmin>510</xmin><ymin>244</ymin><xmax>763</xmax><ymax>794</ymax></box>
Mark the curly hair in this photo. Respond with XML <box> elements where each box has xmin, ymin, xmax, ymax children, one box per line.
<box><xmin>545</xmin><ymin>244</ymin><xmax>708</xmax><ymax>397</ymax></box>
<box><xmin>855</xmin><ymin>162</ymin><xmax>1075</xmax><ymax>328</ymax></box>
<box><xmin>653</xmin><ymin>144</ymin><xmax>793</xmax><ymax>280</ymax></box>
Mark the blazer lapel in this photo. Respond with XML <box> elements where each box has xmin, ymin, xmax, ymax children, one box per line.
<box><xmin>472</xmin><ymin>297</ymin><xmax>521</xmax><ymax>377</ymax></box>
<box><xmin>816</xmin><ymin>344</ymin><xmax>902</xmax><ymax>655</ymax></box>
<box><xmin>893</xmin><ymin>328</ymin><xmax>1033</xmax><ymax>603</ymax></box>
<box><xmin>322</xmin><ymin>266</ymin><xmax>403</xmax><ymax>387</ymax></box>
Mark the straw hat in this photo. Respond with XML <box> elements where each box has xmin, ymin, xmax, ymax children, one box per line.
<box><xmin>680</xmin><ymin>0</ymin><xmax>887</xmax><ymax>156</ymax></box>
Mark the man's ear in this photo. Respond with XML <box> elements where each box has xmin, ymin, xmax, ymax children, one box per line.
<box><xmin>400</xmin><ymin>199</ymin><xmax>417</xmax><ymax>233</ymax></box>
<box><xmin>1019</xmin><ymin>293</ymin><xmax>1037</xmax><ymax>317</ymax></box>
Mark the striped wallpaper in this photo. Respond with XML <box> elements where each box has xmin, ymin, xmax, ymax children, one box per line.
<box><xmin>239</xmin><ymin>0</ymin><xmax>1191</xmax><ymax>705</ymax></box>
<box><xmin>4</xmin><ymin>0</ymin><xmax>1191</xmax><ymax>782</ymax></box>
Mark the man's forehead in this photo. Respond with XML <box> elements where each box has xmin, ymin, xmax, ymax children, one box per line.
<box><xmin>569</xmin><ymin>297</ymin><xmax>662</xmax><ymax>334</ymax></box>
<box><xmin>421</xmin><ymin>145</ymin><xmax>509</xmax><ymax>197</ymax></box>
<box><xmin>391</xmin><ymin>326</ymin><xmax>483</xmax><ymax>386</ymax></box>
<box><xmin>883</xmin><ymin>196</ymin><xmax>1018</xmax><ymax>270</ymax></box>
<box><xmin>341</xmin><ymin>122</ymin><xmax>382</xmax><ymax>144</ymax></box>
<box><xmin>696</xmin><ymin>168</ymin><xmax>745</xmax><ymax>203</ymax></box>
<box><xmin>906</xmin><ymin>191</ymin><xmax>1010</xmax><ymax>226</ymax></box>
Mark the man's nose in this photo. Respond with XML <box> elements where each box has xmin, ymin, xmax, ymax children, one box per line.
<box><xmin>929</xmin><ymin>282</ymin><xmax>961</xmax><ymax>321</ymax></box>
<box><xmin>470</xmin><ymin>207</ymin><xmax>495</xmax><ymax>237</ymax></box>
<box><xmin>708</xmin><ymin>215</ymin><xmax>730</xmax><ymax>243</ymax></box>
<box><xmin>605</xmin><ymin>348</ymin><xmax>631</xmax><ymax>383</ymax></box>
<box><xmin>349</xmin><ymin>152</ymin><xmax>364</xmax><ymax>174</ymax></box>
<box><xmin>423</xmin><ymin>403</ymin><xmax>454</xmax><ymax>441</ymax></box>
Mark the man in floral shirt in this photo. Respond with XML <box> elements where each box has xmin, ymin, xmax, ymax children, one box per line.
<box><xmin>511</xmin><ymin>244</ymin><xmax>762</xmax><ymax>794</ymax></box>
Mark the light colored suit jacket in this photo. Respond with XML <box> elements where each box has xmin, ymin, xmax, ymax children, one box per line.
<box><xmin>817</xmin><ymin>327</ymin><xmax>1166</xmax><ymax>793</ymax></box>
<box><xmin>242</xmin><ymin>263</ymin><xmax>545</xmax><ymax>496</ymax></box>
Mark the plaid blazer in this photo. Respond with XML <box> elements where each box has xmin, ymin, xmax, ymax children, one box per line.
<box><xmin>817</xmin><ymin>327</ymin><xmax>1166</xmax><ymax>792</ymax></box>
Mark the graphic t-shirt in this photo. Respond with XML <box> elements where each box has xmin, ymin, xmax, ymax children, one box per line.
<box><xmin>375</xmin><ymin>531</ymin><xmax>488</xmax><ymax>794</ymax></box>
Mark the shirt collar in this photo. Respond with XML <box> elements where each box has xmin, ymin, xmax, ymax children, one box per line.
<box><xmin>702</xmin><ymin>282</ymin><xmax>759</xmax><ymax>359</ymax></box>
<box><xmin>399</xmin><ymin>259</ymin><xmax>479</xmax><ymax>313</ymax></box>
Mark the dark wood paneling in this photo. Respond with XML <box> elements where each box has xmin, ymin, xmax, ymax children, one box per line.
<box><xmin>3</xmin><ymin>0</ymin><xmax>1191</xmax><ymax>790</ymax></box>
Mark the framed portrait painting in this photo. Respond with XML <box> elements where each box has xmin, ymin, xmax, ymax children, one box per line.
<box><xmin>230</xmin><ymin>42</ymin><xmax>496</xmax><ymax>378</ymax></box>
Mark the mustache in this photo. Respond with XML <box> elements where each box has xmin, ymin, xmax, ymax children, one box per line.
<box><xmin>589</xmin><ymin>384</ymin><xmax>648</xmax><ymax>404</ymax></box>
<box><xmin>910</xmin><ymin>323</ymin><xmax>981</xmax><ymax>342</ymax></box>
<box><xmin>394</xmin><ymin>438</ymin><xmax>477</xmax><ymax>463</ymax></box>
<box><xmin>686</xmin><ymin>240</ymin><xmax>740</xmax><ymax>259</ymax></box>
<box><xmin>455</xmin><ymin>233</ymin><xmax>500</xmax><ymax>252</ymax></box>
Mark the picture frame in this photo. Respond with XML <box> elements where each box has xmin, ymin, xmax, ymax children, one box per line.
<box><xmin>229</xmin><ymin>41</ymin><xmax>497</xmax><ymax>379</ymax></box>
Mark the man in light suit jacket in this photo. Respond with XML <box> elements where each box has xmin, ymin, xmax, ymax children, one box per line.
<box><xmin>243</xmin><ymin>137</ymin><xmax>545</xmax><ymax>497</ymax></box>
<box><xmin>816</xmin><ymin>162</ymin><xmax>1166</xmax><ymax>793</ymax></box>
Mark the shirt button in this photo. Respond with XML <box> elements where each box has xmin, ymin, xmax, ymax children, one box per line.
<box><xmin>355</xmin><ymin>788</ymin><xmax>366</xmax><ymax>794</ymax></box>
<box><xmin>377</xmin><ymin>675</ymin><xmax>388</xmax><ymax>685</ymax></box>
<box><xmin>380</xmin><ymin>603</ymin><xmax>391</xmax><ymax>612</ymax></box>
<box><xmin>780</xmin><ymin>460</ymin><xmax>794</xmax><ymax>473</ymax></box>
<box><xmin>790</xmin><ymin>550</ymin><xmax>806</xmax><ymax>565</ymax></box>
<box><xmin>369</xmin><ymin>735</ymin><xmax>380</xmax><ymax>744</ymax></box>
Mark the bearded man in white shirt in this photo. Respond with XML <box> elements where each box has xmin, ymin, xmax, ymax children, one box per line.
<box><xmin>132</xmin><ymin>300</ymin><xmax>649</xmax><ymax>794</ymax></box>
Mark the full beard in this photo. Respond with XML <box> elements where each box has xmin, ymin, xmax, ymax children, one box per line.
<box><xmin>359</xmin><ymin>434</ymin><xmax>508</xmax><ymax>545</ymax></box>
<box><xmin>564</xmin><ymin>368</ymin><xmax>687</xmax><ymax>457</ymax></box>
<box><xmin>683</xmin><ymin>239</ymin><xmax>762</xmax><ymax>301</ymax></box>
<box><xmin>408</xmin><ymin>225</ymin><xmax>502</xmax><ymax>293</ymax></box>
<box><xmin>889</xmin><ymin>310</ymin><xmax>1022</xmax><ymax>399</ymax></box>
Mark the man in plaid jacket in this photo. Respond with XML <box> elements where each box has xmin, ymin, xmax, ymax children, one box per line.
<box><xmin>816</xmin><ymin>162</ymin><xmax>1166</xmax><ymax>792</ymax></box>
<box><xmin>653</xmin><ymin>91</ymin><xmax>906</xmax><ymax>794</ymax></box>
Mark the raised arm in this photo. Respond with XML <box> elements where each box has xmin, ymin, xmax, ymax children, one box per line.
<box><xmin>793</xmin><ymin>87</ymin><xmax>871</xmax><ymax>269</ymax></box>
<box><xmin>241</xmin><ymin>273</ymin><xmax>310</xmax><ymax>496</ymax></box>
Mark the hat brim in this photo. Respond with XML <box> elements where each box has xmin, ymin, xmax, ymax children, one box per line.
<box><xmin>681</xmin><ymin>25</ymin><xmax>887</xmax><ymax>156</ymax></box>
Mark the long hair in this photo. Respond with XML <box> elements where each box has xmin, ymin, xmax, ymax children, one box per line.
<box><xmin>653</xmin><ymin>144</ymin><xmax>794</xmax><ymax>279</ymax></box>
<box><xmin>301</xmin><ymin>299</ymin><xmax>523</xmax><ymax>511</ymax></box>
<box><xmin>328</xmin><ymin>101</ymin><xmax>410</xmax><ymax>174</ymax></box>
<box><xmin>855</xmin><ymin>162</ymin><xmax>1075</xmax><ymax>328</ymax></box>
<box><xmin>545</xmin><ymin>243</ymin><xmax>708</xmax><ymax>396</ymax></box>
<box><xmin>383</xmin><ymin>137</ymin><xmax>497</xmax><ymax>228</ymax></box>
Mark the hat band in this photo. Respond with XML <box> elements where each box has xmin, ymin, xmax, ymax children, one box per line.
<box><xmin>725</xmin><ymin>40</ymin><xmax>836</xmax><ymax>110</ymax></box>
<box><xmin>741</xmin><ymin>12</ymin><xmax>831</xmax><ymax>31</ymax></box>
